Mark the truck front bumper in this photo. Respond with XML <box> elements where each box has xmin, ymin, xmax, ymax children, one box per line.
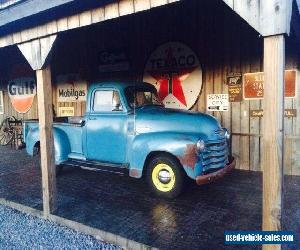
<box><xmin>195</xmin><ymin>157</ymin><xmax>236</xmax><ymax>185</ymax></box>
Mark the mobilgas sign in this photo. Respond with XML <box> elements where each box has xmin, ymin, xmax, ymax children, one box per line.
<box><xmin>56</xmin><ymin>74</ymin><xmax>87</xmax><ymax>102</ymax></box>
<box><xmin>143</xmin><ymin>42</ymin><xmax>202</xmax><ymax>110</ymax></box>
<box><xmin>8</xmin><ymin>78</ymin><xmax>36</xmax><ymax>114</ymax></box>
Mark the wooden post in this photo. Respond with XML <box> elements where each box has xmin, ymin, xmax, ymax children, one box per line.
<box><xmin>36</xmin><ymin>66</ymin><xmax>57</xmax><ymax>217</ymax></box>
<box><xmin>262</xmin><ymin>35</ymin><xmax>285</xmax><ymax>250</ymax></box>
<box><xmin>18</xmin><ymin>36</ymin><xmax>57</xmax><ymax>217</ymax></box>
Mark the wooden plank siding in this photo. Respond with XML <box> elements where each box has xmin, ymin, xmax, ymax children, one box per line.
<box><xmin>0</xmin><ymin>0</ymin><xmax>181</xmax><ymax>49</ymax></box>
<box><xmin>0</xmin><ymin>0</ymin><xmax>299</xmax><ymax>175</ymax></box>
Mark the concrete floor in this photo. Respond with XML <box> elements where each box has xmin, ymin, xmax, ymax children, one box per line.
<box><xmin>0</xmin><ymin>146</ymin><xmax>299</xmax><ymax>250</ymax></box>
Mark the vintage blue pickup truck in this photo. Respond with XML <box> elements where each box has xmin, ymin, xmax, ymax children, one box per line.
<box><xmin>23</xmin><ymin>82</ymin><xmax>235</xmax><ymax>198</ymax></box>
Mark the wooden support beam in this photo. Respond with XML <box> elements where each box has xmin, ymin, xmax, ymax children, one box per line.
<box><xmin>17</xmin><ymin>35</ymin><xmax>56</xmax><ymax>70</ymax></box>
<box><xmin>262</xmin><ymin>35</ymin><xmax>285</xmax><ymax>250</ymax></box>
<box><xmin>223</xmin><ymin>0</ymin><xmax>293</xmax><ymax>36</ymax></box>
<box><xmin>36</xmin><ymin>66</ymin><xmax>57</xmax><ymax>217</ymax></box>
<box><xmin>18</xmin><ymin>36</ymin><xmax>57</xmax><ymax>217</ymax></box>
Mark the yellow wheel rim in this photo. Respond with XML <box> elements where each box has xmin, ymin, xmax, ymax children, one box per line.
<box><xmin>152</xmin><ymin>163</ymin><xmax>175</xmax><ymax>192</ymax></box>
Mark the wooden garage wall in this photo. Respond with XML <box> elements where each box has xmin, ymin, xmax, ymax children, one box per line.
<box><xmin>0</xmin><ymin>46</ymin><xmax>38</xmax><ymax>122</ymax></box>
<box><xmin>50</xmin><ymin>0</ymin><xmax>300</xmax><ymax>175</ymax></box>
<box><xmin>0</xmin><ymin>0</ymin><xmax>299</xmax><ymax>174</ymax></box>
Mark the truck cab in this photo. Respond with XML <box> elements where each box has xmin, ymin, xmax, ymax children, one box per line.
<box><xmin>23</xmin><ymin>82</ymin><xmax>235</xmax><ymax>198</ymax></box>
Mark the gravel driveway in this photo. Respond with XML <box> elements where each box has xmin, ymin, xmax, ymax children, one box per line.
<box><xmin>0</xmin><ymin>205</ymin><xmax>121</xmax><ymax>250</ymax></box>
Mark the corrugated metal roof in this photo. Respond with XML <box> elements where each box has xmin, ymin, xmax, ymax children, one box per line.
<box><xmin>0</xmin><ymin>0</ymin><xmax>75</xmax><ymax>26</ymax></box>
<box><xmin>0</xmin><ymin>0</ymin><xmax>24</xmax><ymax>10</ymax></box>
<box><xmin>0</xmin><ymin>0</ymin><xmax>111</xmax><ymax>36</ymax></box>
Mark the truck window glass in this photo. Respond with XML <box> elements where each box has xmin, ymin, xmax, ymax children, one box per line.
<box><xmin>125</xmin><ymin>87</ymin><xmax>163</xmax><ymax>108</ymax></box>
<box><xmin>93</xmin><ymin>90</ymin><xmax>123</xmax><ymax>112</ymax></box>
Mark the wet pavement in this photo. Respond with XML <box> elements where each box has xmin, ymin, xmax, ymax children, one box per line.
<box><xmin>0</xmin><ymin>146</ymin><xmax>299</xmax><ymax>250</ymax></box>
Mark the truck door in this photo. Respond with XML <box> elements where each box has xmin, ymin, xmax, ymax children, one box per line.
<box><xmin>86</xmin><ymin>89</ymin><xmax>128</xmax><ymax>164</ymax></box>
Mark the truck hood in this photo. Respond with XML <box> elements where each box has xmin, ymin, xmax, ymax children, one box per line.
<box><xmin>135</xmin><ymin>106</ymin><xmax>224</xmax><ymax>141</ymax></box>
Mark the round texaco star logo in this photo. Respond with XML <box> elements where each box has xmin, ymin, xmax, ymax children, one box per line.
<box><xmin>143</xmin><ymin>42</ymin><xmax>202</xmax><ymax>110</ymax></box>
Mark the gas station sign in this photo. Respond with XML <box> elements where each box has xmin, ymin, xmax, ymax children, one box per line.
<box><xmin>8</xmin><ymin>78</ymin><xmax>36</xmax><ymax>114</ymax></box>
<box><xmin>143</xmin><ymin>42</ymin><xmax>202</xmax><ymax>110</ymax></box>
<box><xmin>56</xmin><ymin>74</ymin><xmax>87</xmax><ymax>102</ymax></box>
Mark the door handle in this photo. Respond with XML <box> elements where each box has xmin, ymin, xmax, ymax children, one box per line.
<box><xmin>89</xmin><ymin>117</ymin><xmax>97</xmax><ymax>120</ymax></box>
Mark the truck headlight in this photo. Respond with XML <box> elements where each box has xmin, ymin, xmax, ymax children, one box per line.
<box><xmin>196</xmin><ymin>139</ymin><xmax>205</xmax><ymax>152</ymax></box>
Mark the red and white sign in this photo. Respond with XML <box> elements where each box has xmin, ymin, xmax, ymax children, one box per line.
<box><xmin>8</xmin><ymin>78</ymin><xmax>36</xmax><ymax>114</ymax></box>
<box><xmin>143</xmin><ymin>42</ymin><xmax>202</xmax><ymax>110</ymax></box>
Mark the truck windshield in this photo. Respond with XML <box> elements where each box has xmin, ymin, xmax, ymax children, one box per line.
<box><xmin>125</xmin><ymin>86</ymin><xmax>164</xmax><ymax>109</ymax></box>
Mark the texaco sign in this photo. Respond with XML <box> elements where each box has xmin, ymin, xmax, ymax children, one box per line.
<box><xmin>143</xmin><ymin>42</ymin><xmax>202</xmax><ymax>110</ymax></box>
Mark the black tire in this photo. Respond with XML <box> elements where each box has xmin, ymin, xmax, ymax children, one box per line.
<box><xmin>146</xmin><ymin>154</ymin><xmax>186</xmax><ymax>199</ymax></box>
<box><xmin>33</xmin><ymin>144</ymin><xmax>63</xmax><ymax>176</ymax></box>
<box><xmin>56</xmin><ymin>165</ymin><xmax>64</xmax><ymax>176</ymax></box>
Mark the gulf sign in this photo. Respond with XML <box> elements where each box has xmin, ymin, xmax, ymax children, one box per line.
<box><xmin>8</xmin><ymin>78</ymin><xmax>36</xmax><ymax>114</ymax></box>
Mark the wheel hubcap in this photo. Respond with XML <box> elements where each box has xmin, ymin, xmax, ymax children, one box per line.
<box><xmin>158</xmin><ymin>170</ymin><xmax>171</xmax><ymax>184</ymax></box>
<box><xmin>152</xmin><ymin>163</ymin><xmax>175</xmax><ymax>192</ymax></box>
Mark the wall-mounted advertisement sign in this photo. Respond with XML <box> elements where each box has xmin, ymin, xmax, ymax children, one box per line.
<box><xmin>285</xmin><ymin>109</ymin><xmax>297</xmax><ymax>118</ymax></box>
<box><xmin>285</xmin><ymin>70</ymin><xmax>297</xmax><ymax>97</ymax></box>
<box><xmin>243</xmin><ymin>72</ymin><xmax>264</xmax><ymax>99</ymax></box>
<box><xmin>227</xmin><ymin>72</ymin><xmax>243</xmax><ymax>102</ymax></box>
<box><xmin>8</xmin><ymin>77</ymin><xmax>36</xmax><ymax>114</ymax></box>
<box><xmin>250</xmin><ymin>109</ymin><xmax>297</xmax><ymax>118</ymax></box>
<box><xmin>207</xmin><ymin>94</ymin><xmax>229</xmax><ymax>112</ymax></box>
<box><xmin>244</xmin><ymin>70</ymin><xmax>297</xmax><ymax>99</ymax></box>
<box><xmin>143</xmin><ymin>42</ymin><xmax>202</xmax><ymax>110</ymax></box>
<box><xmin>226</xmin><ymin>72</ymin><xmax>242</xmax><ymax>85</ymax></box>
<box><xmin>58</xmin><ymin>107</ymin><xmax>75</xmax><ymax>117</ymax></box>
<box><xmin>98</xmin><ymin>48</ymin><xmax>130</xmax><ymax>73</ymax></box>
<box><xmin>56</xmin><ymin>74</ymin><xmax>87</xmax><ymax>102</ymax></box>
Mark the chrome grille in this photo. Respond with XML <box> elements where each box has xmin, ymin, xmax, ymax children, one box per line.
<box><xmin>202</xmin><ymin>139</ymin><xmax>229</xmax><ymax>172</ymax></box>
<box><xmin>214</xmin><ymin>129</ymin><xmax>225</xmax><ymax>137</ymax></box>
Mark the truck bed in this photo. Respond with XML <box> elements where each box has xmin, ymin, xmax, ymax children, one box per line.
<box><xmin>23</xmin><ymin>116</ymin><xmax>85</xmax><ymax>157</ymax></box>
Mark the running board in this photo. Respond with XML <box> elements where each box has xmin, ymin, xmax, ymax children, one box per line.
<box><xmin>63</xmin><ymin>159</ymin><xmax>129</xmax><ymax>176</ymax></box>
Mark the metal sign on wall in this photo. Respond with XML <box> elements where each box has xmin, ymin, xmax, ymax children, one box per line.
<box><xmin>244</xmin><ymin>70</ymin><xmax>297</xmax><ymax>99</ymax></box>
<box><xmin>207</xmin><ymin>94</ymin><xmax>229</xmax><ymax>111</ymax></box>
<box><xmin>143</xmin><ymin>42</ymin><xmax>202</xmax><ymax>110</ymax></box>
<box><xmin>98</xmin><ymin>48</ymin><xmax>130</xmax><ymax>73</ymax></box>
<box><xmin>58</xmin><ymin>107</ymin><xmax>75</xmax><ymax>117</ymax></box>
<box><xmin>227</xmin><ymin>72</ymin><xmax>243</xmax><ymax>102</ymax></box>
<box><xmin>8</xmin><ymin>77</ymin><xmax>36</xmax><ymax>114</ymax></box>
<box><xmin>56</xmin><ymin>74</ymin><xmax>87</xmax><ymax>102</ymax></box>
<box><xmin>250</xmin><ymin>109</ymin><xmax>297</xmax><ymax>118</ymax></box>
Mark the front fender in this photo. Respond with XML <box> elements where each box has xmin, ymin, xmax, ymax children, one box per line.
<box><xmin>25</xmin><ymin>127</ymin><xmax>71</xmax><ymax>165</ymax></box>
<box><xmin>128</xmin><ymin>132</ymin><xmax>206</xmax><ymax>179</ymax></box>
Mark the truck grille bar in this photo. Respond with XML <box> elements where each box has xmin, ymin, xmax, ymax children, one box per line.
<box><xmin>202</xmin><ymin>139</ymin><xmax>229</xmax><ymax>173</ymax></box>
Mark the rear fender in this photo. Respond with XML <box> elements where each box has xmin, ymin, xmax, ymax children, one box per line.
<box><xmin>25</xmin><ymin>127</ymin><xmax>71</xmax><ymax>165</ymax></box>
<box><xmin>128</xmin><ymin>132</ymin><xmax>206</xmax><ymax>179</ymax></box>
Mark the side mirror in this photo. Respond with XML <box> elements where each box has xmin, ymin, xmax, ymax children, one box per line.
<box><xmin>81</xmin><ymin>120</ymin><xmax>86</xmax><ymax>127</ymax></box>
